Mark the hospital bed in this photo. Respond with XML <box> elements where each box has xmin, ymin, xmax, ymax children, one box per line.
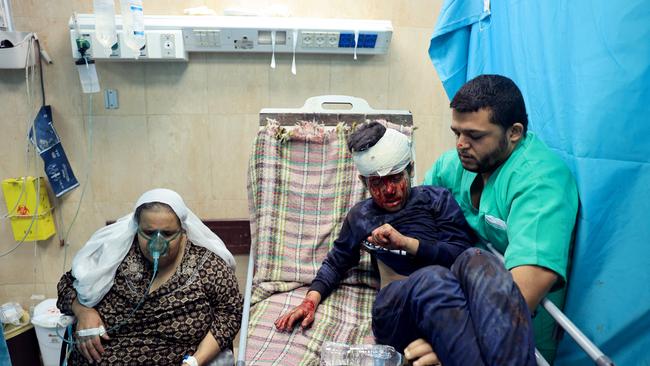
<box><xmin>236</xmin><ymin>96</ymin><xmax>413</xmax><ymax>365</ymax></box>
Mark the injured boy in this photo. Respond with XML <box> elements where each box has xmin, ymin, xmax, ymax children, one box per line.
<box><xmin>274</xmin><ymin>121</ymin><xmax>476</xmax><ymax>351</ymax></box>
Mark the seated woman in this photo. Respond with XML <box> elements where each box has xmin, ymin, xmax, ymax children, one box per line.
<box><xmin>57</xmin><ymin>188</ymin><xmax>242</xmax><ymax>366</ymax></box>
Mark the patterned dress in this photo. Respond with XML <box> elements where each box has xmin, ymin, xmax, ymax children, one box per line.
<box><xmin>57</xmin><ymin>240</ymin><xmax>243</xmax><ymax>365</ymax></box>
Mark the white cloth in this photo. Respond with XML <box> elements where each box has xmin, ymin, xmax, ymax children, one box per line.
<box><xmin>351</xmin><ymin>128</ymin><xmax>414</xmax><ymax>177</ymax></box>
<box><xmin>71</xmin><ymin>188</ymin><xmax>236</xmax><ymax>307</ymax></box>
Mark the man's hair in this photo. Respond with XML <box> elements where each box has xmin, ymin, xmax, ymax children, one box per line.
<box><xmin>450</xmin><ymin>74</ymin><xmax>528</xmax><ymax>134</ymax></box>
<box><xmin>347</xmin><ymin>121</ymin><xmax>386</xmax><ymax>153</ymax></box>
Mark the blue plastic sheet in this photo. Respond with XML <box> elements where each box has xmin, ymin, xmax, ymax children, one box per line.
<box><xmin>0</xmin><ymin>329</ymin><xmax>10</xmax><ymax>366</ymax></box>
<box><xmin>428</xmin><ymin>1</ymin><xmax>650</xmax><ymax>364</ymax></box>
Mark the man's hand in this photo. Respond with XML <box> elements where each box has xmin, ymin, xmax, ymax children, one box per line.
<box><xmin>72</xmin><ymin>299</ymin><xmax>110</xmax><ymax>363</ymax></box>
<box><xmin>274</xmin><ymin>291</ymin><xmax>321</xmax><ymax>331</ymax></box>
<box><xmin>367</xmin><ymin>223</ymin><xmax>419</xmax><ymax>255</ymax></box>
<box><xmin>404</xmin><ymin>338</ymin><xmax>442</xmax><ymax>366</ymax></box>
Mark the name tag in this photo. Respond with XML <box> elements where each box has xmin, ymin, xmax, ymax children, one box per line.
<box><xmin>485</xmin><ymin>214</ymin><xmax>507</xmax><ymax>231</ymax></box>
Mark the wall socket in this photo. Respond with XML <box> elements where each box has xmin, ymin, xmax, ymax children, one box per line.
<box><xmin>301</xmin><ymin>31</ymin><xmax>340</xmax><ymax>48</ymax></box>
<box><xmin>161</xmin><ymin>33</ymin><xmax>176</xmax><ymax>58</ymax></box>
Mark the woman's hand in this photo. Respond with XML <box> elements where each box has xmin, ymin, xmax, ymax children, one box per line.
<box><xmin>274</xmin><ymin>291</ymin><xmax>321</xmax><ymax>331</ymax></box>
<box><xmin>404</xmin><ymin>338</ymin><xmax>442</xmax><ymax>366</ymax></box>
<box><xmin>72</xmin><ymin>299</ymin><xmax>110</xmax><ymax>363</ymax></box>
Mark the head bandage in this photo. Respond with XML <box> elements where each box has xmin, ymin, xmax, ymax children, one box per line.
<box><xmin>71</xmin><ymin>188</ymin><xmax>235</xmax><ymax>307</ymax></box>
<box><xmin>352</xmin><ymin>128</ymin><xmax>413</xmax><ymax>177</ymax></box>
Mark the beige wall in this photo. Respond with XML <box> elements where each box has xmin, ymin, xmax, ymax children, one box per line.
<box><xmin>0</xmin><ymin>0</ymin><xmax>453</xmax><ymax>307</ymax></box>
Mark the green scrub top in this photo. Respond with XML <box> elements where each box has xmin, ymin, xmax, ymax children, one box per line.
<box><xmin>424</xmin><ymin>132</ymin><xmax>578</xmax><ymax>362</ymax></box>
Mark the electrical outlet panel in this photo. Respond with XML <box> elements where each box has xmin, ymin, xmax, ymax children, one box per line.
<box><xmin>299</xmin><ymin>31</ymin><xmax>378</xmax><ymax>49</ymax></box>
<box><xmin>187</xmin><ymin>29</ymin><xmax>220</xmax><ymax>48</ymax></box>
<box><xmin>69</xmin><ymin>14</ymin><xmax>392</xmax><ymax>61</ymax></box>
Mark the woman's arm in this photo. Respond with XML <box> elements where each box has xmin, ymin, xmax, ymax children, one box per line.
<box><xmin>188</xmin><ymin>331</ymin><xmax>221</xmax><ymax>366</ymax></box>
<box><xmin>56</xmin><ymin>271</ymin><xmax>78</xmax><ymax>315</ymax></box>
<box><xmin>195</xmin><ymin>255</ymin><xmax>243</xmax><ymax>364</ymax></box>
<box><xmin>57</xmin><ymin>272</ymin><xmax>110</xmax><ymax>363</ymax></box>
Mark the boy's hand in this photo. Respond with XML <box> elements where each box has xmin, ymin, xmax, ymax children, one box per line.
<box><xmin>367</xmin><ymin>224</ymin><xmax>419</xmax><ymax>255</ymax></box>
<box><xmin>274</xmin><ymin>299</ymin><xmax>316</xmax><ymax>331</ymax></box>
<box><xmin>275</xmin><ymin>291</ymin><xmax>321</xmax><ymax>331</ymax></box>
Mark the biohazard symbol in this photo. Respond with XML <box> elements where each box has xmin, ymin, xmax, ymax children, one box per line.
<box><xmin>16</xmin><ymin>205</ymin><xmax>30</xmax><ymax>216</ymax></box>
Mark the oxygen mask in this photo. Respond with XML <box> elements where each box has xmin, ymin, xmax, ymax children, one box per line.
<box><xmin>137</xmin><ymin>228</ymin><xmax>181</xmax><ymax>266</ymax></box>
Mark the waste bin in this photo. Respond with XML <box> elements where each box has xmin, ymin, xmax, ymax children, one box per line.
<box><xmin>30</xmin><ymin>299</ymin><xmax>71</xmax><ymax>366</ymax></box>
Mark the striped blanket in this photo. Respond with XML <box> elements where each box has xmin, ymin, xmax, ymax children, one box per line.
<box><xmin>245</xmin><ymin>120</ymin><xmax>411</xmax><ymax>365</ymax></box>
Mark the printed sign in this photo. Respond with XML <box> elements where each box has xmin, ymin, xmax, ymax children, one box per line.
<box><xmin>40</xmin><ymin>142</ymin><xmax>79</xmax><ymax>197</ymax></box>
<box><xmin>28</xmin><ymin>105</ymin><xmax>79</xmax><ymax>197</ymax></box>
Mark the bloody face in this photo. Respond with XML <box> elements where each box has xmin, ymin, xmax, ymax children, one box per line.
<box><xmin>365</xmin><ymin>170</ymin><xmax>411</xmax><ymax>212</ymax></box>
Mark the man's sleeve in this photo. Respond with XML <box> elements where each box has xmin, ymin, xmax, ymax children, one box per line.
<box><xmin>423</xmin><ymin>150</ymin><xmax>459</xmax><ymax>188</ymax></box>
<box><xmin>309</xmin><ymin>216</ymin><xmax>362</xmax><ymax>300</ymax></box>
<box><xmin>504</xmin><ymin>167</ymin><xmax>579</xmax><ymax>288</ymax></box>
<box><xmin>423</xmin><ymin>156</ymin><xmax>445</xmax><ymax>186</ymax></box>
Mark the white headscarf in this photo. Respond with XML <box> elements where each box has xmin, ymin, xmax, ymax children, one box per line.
<box><xmin>351</xmin><ymin>128</ymin><xmax>414</xmax><ymax>177</ymax></box>
<box><xmin>71</xmin><ymin>188</ymin><xmax>236</xmax><ymax>307</ymax></box>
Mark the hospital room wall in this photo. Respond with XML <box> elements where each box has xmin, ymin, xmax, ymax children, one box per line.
<box><xmin>0</xmin><ymin>0</ymin><xmax>452</xmax><ymax>306</ymax></box>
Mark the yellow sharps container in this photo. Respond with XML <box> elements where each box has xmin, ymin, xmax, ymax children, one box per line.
<box><xmin>1</xmin><ymin>177</ymin><xmax>56</xmax><ymax>241</ymax></box>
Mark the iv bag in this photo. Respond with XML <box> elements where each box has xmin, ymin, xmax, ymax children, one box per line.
<box><xmin>93</xmin><ymin>0</ymin><xmax>117</xmax><ymax>49</ymax></box>
<box><xmin>120</xmin><ymin>0</ymin><xmax>145</xmax><ymax>55</ymax></box>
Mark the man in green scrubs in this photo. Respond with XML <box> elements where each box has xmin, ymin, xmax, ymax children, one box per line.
<box><xmin>405</xmin><ymin>74</ymin><xmax>578</xmax><ymax>365</ymax></box>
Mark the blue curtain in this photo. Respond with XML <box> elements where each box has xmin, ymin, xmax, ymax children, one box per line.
<box><xmin>428</xmin><ymin>1</ymin><xmax>650</xmax><ymax>364</ymax></box>
<box><xmin>0</xmin><ymin>329</ymin><xmax>11</xmax><ymax>366</ymax></box>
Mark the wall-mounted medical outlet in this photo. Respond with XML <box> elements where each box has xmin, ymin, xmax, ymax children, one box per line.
<box><xmin>69</xmin><ymin>14</ymin><xmax>392</xmax><ymax>61</ymax></box>
<box><xmin>160</xmin><ymin>33</ymin><xmax>176</xmax><ymax>58</ymax></box>
<box><xmin>233</xmin><ymin>35</ymin><xmax>254</xmax><ymax>50</ymax></box>
<box><xmin>71</xmin><ymin>28</ymin><xmax>187</xmax><ymax>61</ymax></box>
